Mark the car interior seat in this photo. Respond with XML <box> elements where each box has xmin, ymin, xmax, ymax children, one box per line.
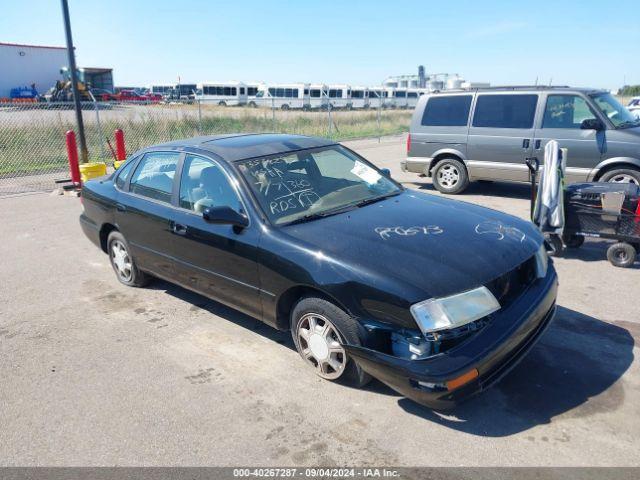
<box><xmin>194</xmin><ymin>166</ymin><xmax>239</xmax><ymax>213</ymax></box>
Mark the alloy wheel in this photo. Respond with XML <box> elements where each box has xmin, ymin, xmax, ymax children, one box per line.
<box><xmin>608</xmin><ymin>173</ymin><xmax>638</xmax><ymax>184</ymax></box>
<box><xmin>438</xmin><ymin>164</ymin><xmax>460</xmax><ymax>188</ymax></box>
<box><xmin>296</xmin><ymin>313</ymin><xmax>346</xmax><ymax>380</ymax></box>
<box><xmin>110</xmin><ymin>240</ymin><xmax>133</xmax><ymax>282</ymax></box>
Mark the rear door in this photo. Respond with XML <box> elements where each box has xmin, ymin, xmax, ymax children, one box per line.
<box><xmin>467</xmin><ymin>93</ymin><xmax>539</xmax><ymax>182</ymax></box>
<box><xmin>115</xmin><ymin>151</ymin><xmax>181</xmax><ymax>279</ymax></box>
<box><xmin>533</xmin><ymin>93</ymin><xmax>603</xmax><ymax>183</ymax></box>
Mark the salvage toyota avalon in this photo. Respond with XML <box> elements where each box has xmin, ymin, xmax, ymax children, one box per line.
<box><xmin>80</xmin><ymin>133</ymin><xmax>557</xmax><ymax>409</ymax></box>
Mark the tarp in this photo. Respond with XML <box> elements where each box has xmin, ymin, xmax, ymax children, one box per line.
<box><xmin>533</xmin><ymin>140</ymin><xmax>565</xmax><ymax>232</ymax></box>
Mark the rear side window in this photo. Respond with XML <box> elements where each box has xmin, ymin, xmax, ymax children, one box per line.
<box><xmin>115</xmin><ymin>158</ymin><xmax>137</xmax><ymax>190</ymax></box>
<box><xmin>472</xmin><ymin>94</ymin><xmax>538</xmax><ymax>129</ymax></box>
<box><xmin>421</xmin><ymin>95</ymin><xmax>472</xmax><ymax>127</ymax></box>
<box><xmin>129</xmin><ymin>152</ymin><xmax>180</xmax><ymax>203</ymax></box>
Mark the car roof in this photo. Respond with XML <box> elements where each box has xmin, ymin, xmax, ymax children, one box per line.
<box><xmin>148</xmin><ymin>133</ymin><xmax>338</xmax><ymax>162</ymax></box>
<box><xmin>427</xmin><ymin>86</ymin><xmax>607</xmax><ymax>95</ymax></box>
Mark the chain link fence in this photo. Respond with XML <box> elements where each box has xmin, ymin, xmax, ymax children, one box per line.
<box><xmin>0</xmin><ymin>99</ymin><xmax>412</xmax><ymax>196</ymax></box>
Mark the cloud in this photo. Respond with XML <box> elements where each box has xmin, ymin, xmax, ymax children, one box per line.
<box><xmin>463</xmin><ymin>20</ymin><xmax>528</xmax><ymax>39</ymax></box>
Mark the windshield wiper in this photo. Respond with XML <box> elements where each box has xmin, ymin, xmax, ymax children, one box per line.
<box><xmin>616</xmin><ymin>120</ymin><xmax>640</xmax><ymax>129</ymax></box>
<box><xmin>352</xmin><ymin>190</ymin><xmax>402</xmax><ymax>208</ymax></box>
<box><xmin>284</xmin><ymin>204</ymin><xmax>358</xmax><ymax>226</ymax></box>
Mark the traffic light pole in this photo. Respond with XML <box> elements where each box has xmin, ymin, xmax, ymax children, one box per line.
<box><xmin>61</xmin><ymin>0</ymin><xmax>89</xmax><ymax>163</ymax></box>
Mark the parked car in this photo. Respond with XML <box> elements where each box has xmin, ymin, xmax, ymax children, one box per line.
<box><xmin>628</xmin><ymin>97</ymin><xmax>640</xmax><ymax>118</ymax></box>
<box><xmin>403</xmin><ymin>87</ymin><xmax>640</xmax><ymax>194</ymax></box>
<box><xmin>111</xmin><ymin>89</ymin><xmax>150</xmax><ymax>102</ymax></box>
<box><xmin>80</xmin><ymin>133</ymin><xmax>557</xmax><ymax>409</ymax></box>
<box><xmin>89</xmin><ymin>88</ymin><xmax>114</xmax><ymax>101</ymax></box>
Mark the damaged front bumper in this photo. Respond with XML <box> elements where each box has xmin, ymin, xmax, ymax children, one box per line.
<box><xmin>344</xmin><ymin>268</ymin><xmax>558</xmax><ymax>410</ymax></box>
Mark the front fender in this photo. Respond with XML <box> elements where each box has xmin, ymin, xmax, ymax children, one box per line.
<box><xmin>590</xmin><ymin>156</ymin><xmax>640</xmax><ymax>180</ymax></box>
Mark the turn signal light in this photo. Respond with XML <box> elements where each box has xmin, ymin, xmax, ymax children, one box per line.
<box><xmin>446</xmin><ymin>368</ymin><xmax>479</xmax><ymax>391</ymax></box>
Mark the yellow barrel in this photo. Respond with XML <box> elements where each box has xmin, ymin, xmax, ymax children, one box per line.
<box><xmin>79</xmin><ymin>162</ymin><xmax>107</xmax><ymax>183</ymax></box>
<box><xmin>113</xmin><ymin>160</ymin><xmax>125</xmax><ymax>170</ymax></box>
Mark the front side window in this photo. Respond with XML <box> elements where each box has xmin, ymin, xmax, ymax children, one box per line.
<box><xmin>237</xmin><ymin>145</ymin><xmax>401</xmax><ymax>225</ymax></box>
<box><xmin>542</xmin><ymin>95</ymin><xmax>596</xmax><ymax>129</ymax></box>
<box><xmin>421</xmin><ymin>95</ymin><xmax>472</xmax><ymax>127</ymax></box>
<box><xmin>590</xmin><ymin>93</ymin><xmax>639</xmax><ymax>128</ymax></box>
<box><xmin>472</xmin><ymin>94</ymin><xmax>538</xmax><ymax>129</ymax></box>
<box><xmin>129</xmin><ymin>152</ymin><xmax>179</xmax><ymax>203</ymax></box>
<box><xmin>179</xmin><ymin>155</ymin><xmax>242</xmax><ymax>213</ymax></box>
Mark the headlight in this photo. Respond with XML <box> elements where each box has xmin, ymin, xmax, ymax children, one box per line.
<box><xmin>534</xmin><ymin>244</ymin><xmax>548</xmax><ymax>279</ymax></box>
<box><xmin>410</xmin><ymin>286</ymin><xmax>500</xmax><ymax>336</ymax></box>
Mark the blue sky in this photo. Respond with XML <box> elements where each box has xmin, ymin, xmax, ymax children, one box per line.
<box><xmin>2</xmin><ymin>0</ymin><xmax>638</xmax><ymax>90</ymax></box>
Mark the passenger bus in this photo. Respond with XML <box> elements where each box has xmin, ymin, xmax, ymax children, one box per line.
<box><xmin>253</xmin><ymin>83</ymin><xmax>309</xmax><ymax>110</ymax></box>
<box><xmin>367</xmin><ymin>88</ymin><xmax>388</xmax><ymax>109</ymax></box>
<box><xmin>327</xmin><ymin>84</ymin><xmax>352</xmax><ymax>109</ymax></box>
<box><xmin>308</xmin><ymin>83</ymin><xmax>328</xmax><ymax>109</ymax></box>
<box><xmin>406</xmin><ymin>88</ymin><xmax>421</xmax><ymax>108</ymax></box>
<box><xmin>196</xmin><ymin>81</ymin><xmax>248</xmax><ymax>106</ymax></box>
<box><xmin>150</xmin><ymin>85</ymin><xmax>173</xmax><ymax>97</ymax></box>
<box><xmin>350</xmin><ymin>86</ymin><xmax>369</xmax><ymax>109</ymax></box>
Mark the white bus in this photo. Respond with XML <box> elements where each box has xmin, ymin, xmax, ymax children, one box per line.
<box><xmin>392</xmin><ymin>88</ymin><xmax>410</xmax><ymax>108</ymax></box>
<box><xmin>196</xmin><ymin>81</ymin><xmax>248</xmax><ymax>106</ymax></box>
<box><xmin>327</xmin><ymin>84</ymin><xmax>352</xmax><ymax>109</ymax></box>
<box><xmin>308</xmin><ymin>83</ymin><xmax>328</xmax><ymax>109</ymax></box>
<box><xmin>406</xmin><ymin>88</ymin><xmax>421</xmax><ymax>108</ymax></box>
<box><xmin>253</xmin><ymin>83</ymin><xmax>309</xmax><ymax>110</ymax></box>
<box><xmin>367</xmin><ymin>88</ymin><xmax>388</xmax><ymax>109</ymax></box>
<box><xmin>150</xmin><ymin>85</ymin><xmax>173</xmax><ymax>97</ymax></box>
<box><xmin>350</xmin><ymin>86</ymin><xmax>369</xmax><ymax>109</ymax></box>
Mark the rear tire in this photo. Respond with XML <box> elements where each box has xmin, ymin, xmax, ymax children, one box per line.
<box><xmin>281</xmin><ymin>104</ymin><xmax>290</xmax><ymax>111</ymax></box>
<box><xmin>431</xmin><ymin>158</ymin><xmax>469</xmax><ymax>194</ymax></box>
<box><xmin>291</xmin><ymin>296</ymin><xmax>371</xmax><ymax>388</ymax></box>
<box><xmin>599</xmin><ymin>167</ymin><xmax>640</xmax><ymax>185</ymax></box>
<box><xmin>107</xmin><ymin>231</ymin><xmax>150</xmax><ymax>287</ymax></box>
<box><xmin>544</xmin><ymin>234</ymin><xmax>564</xmax><ymax>257</ymax></box>
<box><xmin>607</xmin><ymin>242</ymin><xmax>637</xmax><ymax>268</ymax></box>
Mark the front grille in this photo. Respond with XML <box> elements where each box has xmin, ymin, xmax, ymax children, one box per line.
<box><xmin>485</xmin><ymin>255</ymin><xmax>537</xmax><ymax>309</ymax></box>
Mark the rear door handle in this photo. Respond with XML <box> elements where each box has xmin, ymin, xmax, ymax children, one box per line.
<box><xmin>172</xmin><ymin>223</ymin><xmax>187</xmax><ymax>235</ymax></box>
<box><xmin>116</xmin><ymin>203</ymin><xmax>126</xmax><ymax>212</ymax></box>
<box><xmin>534</xmin><ymin>139</ymin><xmax>542</xmax><ymax>150</ymax></box>
<box><xmin>522</xmin><ymin>139</ymin><xmax>530</xmax><ymax>149</ymax></box>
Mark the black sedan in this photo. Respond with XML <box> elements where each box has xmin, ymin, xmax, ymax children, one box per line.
<box><xmin>80</xmin><ymin>133</ymin><xmax>557</xmax><ymax>409</ymax></box>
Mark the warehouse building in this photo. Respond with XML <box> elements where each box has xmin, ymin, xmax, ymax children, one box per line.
<box><xmin>0</xmin><ymin>42</ymin><xmax>68</xmax><ymax>98</ymax></box>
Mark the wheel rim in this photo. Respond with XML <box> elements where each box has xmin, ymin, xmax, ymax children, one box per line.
<box><xmin>615</xmin><ymin>250</ymin><xmax>629</xmax><ymax>262</ymax></box>
<box><xmin>110</xmin><ymin>240</ymin><xmax>133</xmax><ymax>281</ymax></box>
<box><xmin>296</xmin><ymin>313</ymin><xmax>346</xmax><ymax>380</ymax></box>
<box><xmin>608</xmin><ymin>174</ymin><xmax>638</xmax><ymax>184</ymax></box>
<box><xmin>438</xmin><ymin>164</ymin><xmax>460</xmax><ymax>188</ymax></box>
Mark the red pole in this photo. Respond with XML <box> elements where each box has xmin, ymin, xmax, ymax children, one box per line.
<box><xmin>114</xmin><ymin>129</ymin><xmax>126</xmax><ymax>160</ymax></box>
<box><xmin>66</xmin><ymin>130</ymin><xmax>81</xmax><ymax>186</ymax></box>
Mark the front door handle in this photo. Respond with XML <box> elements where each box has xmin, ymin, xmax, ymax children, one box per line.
<box><xmin>116</xmin><ymin>203</ymin><xmax>126</xmax><ymax>212</ymax></box>
<box><xmin>172</xmin><ymin>223</ymin><xmax>187</xmax><ymax>235</ymax></box>
<box><xmin>522</xmin><ymin>138</ymin><xmax>530</xmax><ymax>149</ymax></box>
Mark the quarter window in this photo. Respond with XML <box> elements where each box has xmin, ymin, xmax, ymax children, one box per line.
<box><xmin>542</xmin><ymin>95</ymin><xmax>596</xmax><ymax>129</ymax></box>
<box><xmin>115</xmin><ymin>157</ymin><xmax>137</xmax><ymax>190</ymax></box>
<box><xmin>179</xmin><ymin>155</ymin><xmax>242</xmax><ymax>213</ymax></box>
<box><xmin>472</xmin><ymin>94</ymin><xmax>538</xmax><ymax>129</ymax></box>
<box><xmin>421</xmin><ymin>95</ymin><xmax>472</xmax><ymax>127</ymax></box>
<box><xmin>129</xmin><ymin>152</ymin><xmax>179</xmax><ymax>203</ymax></box>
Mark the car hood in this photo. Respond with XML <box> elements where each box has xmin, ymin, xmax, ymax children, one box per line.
<box><xmin>281</xmin><ymin>190</ymin><xmax>542</xmax><ymax>299</ymax></box>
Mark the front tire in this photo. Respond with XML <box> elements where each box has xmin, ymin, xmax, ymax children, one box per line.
<box><xmin>600</xmin><ymin>167</ymin><xmax>640</xmax><ymax>185</ymax></box>
<box><xmin>291</xmin><ymin>297</ymin><xmax>371</xmax><ymax>388</ymax></box>
<box><xmin>107</xmin><ymin>231</ymin><xmax>150</xmax><ymax>287</ymax></box>
<box><xmin>431</xmin><ymin>158</ymin><xmax>469</xmax><ymax>194</ymax></box>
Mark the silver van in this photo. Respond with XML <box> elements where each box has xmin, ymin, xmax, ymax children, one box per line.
<box><xmin>402</xmin><ymin>86</ymin><xmax>640</xmax><ymax>194</ymax></box>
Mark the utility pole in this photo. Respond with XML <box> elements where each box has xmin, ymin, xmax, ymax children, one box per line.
<box><xmin>61</xmin><ymin>0</ymin><xmax>89</xmax><ymax>163</ymax></box>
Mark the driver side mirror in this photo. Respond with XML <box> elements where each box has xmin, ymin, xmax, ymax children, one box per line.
<box><xmin>380</xmin><ymin>168</ymin><xmax>391</xmax><ymax>178</ymax></box>
<box><xmin>580</xmin><ymin>118</ymin><xmax>604</xmax><ymax>131</ymax></box>
<box><xmin>202</xmin><ymin>206</ymin><xmax>249</xmax><ymax>228</ymax></box>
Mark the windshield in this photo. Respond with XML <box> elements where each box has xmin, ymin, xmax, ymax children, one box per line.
<box><xmin>236</xmin><ymin>145</ymin><xmax>402</xmax><ymax>225</ymax></box>
<box><xmin>590</xmin><ymin>93</ymin><xmax>640</xmax><ymax>128</ymax></box>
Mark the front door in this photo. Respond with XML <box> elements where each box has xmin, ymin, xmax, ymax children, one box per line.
<box><xmin>533</xmin><ymin>93</ymin><xmax>603</xmax><ymax>183</ymax></box>
<box><xmin>170</xmin><ymin>153</ymin><xmax>263</xmax><ymax>319</ymax></box>
<box><xmin>116</xmin><ymin>151</ymin><xmax>181</xmax><ymax>279</ymax></box>
<box><xmin>466</xmin><ymin>93</ymin><xmax>539</xmax><ymax>182</ymax></box>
